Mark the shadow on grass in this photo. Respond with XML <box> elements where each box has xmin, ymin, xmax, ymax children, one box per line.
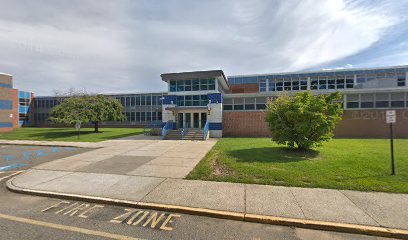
<box><xmin>228</xmin><ymin>146</ymin><xmax>319</xmax><ymax>163</ymax></box>
<box><xmin>25</xmin><ymin>129</ymin><xmax>142</xmax><ymax>141</ymax></box>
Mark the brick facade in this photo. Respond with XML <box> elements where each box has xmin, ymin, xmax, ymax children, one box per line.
<box><xmin>223</xmin><ymin>109</ymin><xmax>408</xmax><ymax>138</ymax></box>
<box><xmin>228</xmin><ymin>83</ymin><xmax>259</xmax><ymax>93</ymax></box>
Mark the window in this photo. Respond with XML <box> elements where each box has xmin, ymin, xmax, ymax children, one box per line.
<box><xmin>152</xmin><ymin>96</ymin><xmax>157</xmax><ymax>105</ymax></box>
<box><xmin>259</xmin><ymin>79</ymin><xmax>267</xmax><ymax>92</ymax></box>
<box><xmin>311</xmin><ymin>78</ymin><xmax>318</xmax><ymax>90</ymax></box>
<box><xmin>185</xmin><ymin>95</ymin><xmax>192</xmax><ymax>106</ymax></box>
<box><xmin>170</xmin><ymin>81</ymin><xmax>176</xmax><ymax>92</ymax></box>
<box><xmin>136</xmin><ymin>112</ymin><xmax>140</xmax><ymax>122</ymax></box>
<box><xmin>328</xmin><ymin>79</ymin><xmax>336</xmax><ymax>89</ymax></box>
<box><xmin>223</xmin><ymin>98</ymin><xmax>233</xmax><ymax>111</ymax></box>
<box><xmin>125</xmin><ymin>97</ymin><xmax>131</xmax><ymax>107</ymax></box>
<box><xmin>256</xmin><ymin>97</ymin><xmax>267</xmax><ymax>110</ymax></box>
<box><xmin>276</xmin><ymin>80</ymin><xmax>283</xmax><ymax>91</ymax></box>
<box><xmin>208</xmin><ymin>79</ymin><xmax>216</xmax><ymax>90</ymax></box>
<box><xmin>292</xmin><ymin>79</ymin><xmax>300</xmax><ymax>91</ymax></box>
<box><xmin>193</xmin><ymin>95</ymin><xmax>200</xmax><ymax>106</ymax></box>
<box><xmin>300</xmin><ymin>78</ymin><xmax>308</xmax><ymax>90</ymax></box>
<box><xmin>244</xmin><ymin>98</ymin><xmax>255</xmax><ymax>110</ymax></box>
<box><xmin>346</xmin><ymin>94</ymin><xmax>359</xmax><ymax>108</ymax></box>
<box><xmin>268</xmin><ymin>79</ymin><xmax>276</xmax><ymax>91</ymax></box>
<box><xmin>177</xmin><ymin>96</ymin><xmax>184</xmax><ymax>106</ymax></box>
<box><xmin>185</xmin><ymin>80</ymin><xmax>192</xmax><ymax>91</ymax></box>
<box><xmin>176</xmin><ymin>80</ymin><xmax>185</xmax><ymax>92</ymax></box>
<box><xmin>318</xmin><ymin>77</ymin><xmax>327</xmax><ymax>90</ymax></box>
<box><xmin>375</xmin><ymin>93</ymin><xmax>389</xmax><ymax>108</ymax></box>
<box><xmin>136</xmin><ymin>96</ymin><xmax>140</xmax><ymax>105</ymax></box>
<box><xmin>200</xmin><ymin>95</ymin><xmax>208</xmax><ymax>106</ymax></box>
<box><xmin>146</xmin><ymin>112</ymin><xmax>151</xmax><ymax>121</ymax></box>
<box><xmin>140</xmin><ymin>112</ymin><xmax>145</xmax><ymax>121</ymax></box>
<box><xmin>283</xmin><ymin>79</ymin><xmax>291</xmax><ymax>91</ymax></box>
<box><xmin>336</xmin><ymin>78</ymin><xmax>345</xmax><ymax>89</ymax></box>
<box><xmin>200</xmin><ymin>79</ymin><xmax>208</xmax><ymax>91</ymax></box>
<box><xmin>397</xmin><ymin>75</ymin><xmax>406</xmax><ymax>87</ymax></box>
<box><xmin>192</xmin><ymin>79</ymin><xmax>200</xmax><ymax>91</ymax></box>
<box><xmin>360</xmin><ymin>94</ymin><xmax>374</xmax><ymax>108</ymax></box>
<box><xmin>346</xmin><ymin>78</ymin><xmax>354</xmax><ymax>88</ymax></box>
<box><xmin>391</xmin><ymin>93</ymin><xmax>405</xmax><ymax>108</ymax></box>
<box><xmin>146</xmin><ymin>96</ymin><xmax>151</xmax><ymax>105</ymax></box>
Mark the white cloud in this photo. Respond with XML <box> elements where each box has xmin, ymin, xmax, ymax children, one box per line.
<box><xmin>0</xmin><ymin>0</ymin><xmax>406</xmax><ymax>95</ymax></box>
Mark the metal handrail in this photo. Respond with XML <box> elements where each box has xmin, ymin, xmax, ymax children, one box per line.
<box><xmin>162</xmin><ymin>121</ymin><xmax>174</xmax><ymax>140</ymax></box>
<box><xmin>203</xmin><ymin>121</ymin><xmax>209</xmax><ymax>140</ymax></box>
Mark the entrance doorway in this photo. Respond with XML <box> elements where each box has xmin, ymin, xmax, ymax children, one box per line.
<box><xmin>177</xmin><ymin>112</ymin><xmax>207</xmax><ymax>129</ymax></box>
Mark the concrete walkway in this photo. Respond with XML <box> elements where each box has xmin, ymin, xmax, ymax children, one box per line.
<box><xmin>3</xmin><ymin>137</ymin><xmax>408</xmax><ymax>237</ymax></box>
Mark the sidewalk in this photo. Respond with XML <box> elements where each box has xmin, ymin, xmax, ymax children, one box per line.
<box><xmin>4</xmin><ymin>137</ymin><xmax>408</xmax><ymax>238</ymax></box>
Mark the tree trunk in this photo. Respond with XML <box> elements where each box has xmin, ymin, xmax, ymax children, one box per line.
<box><xmin>94</xmin><ymin>121</ymin><xmax>99</xmax><ymax>133</ymax></box>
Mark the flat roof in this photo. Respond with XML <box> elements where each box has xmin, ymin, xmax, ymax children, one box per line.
<box><xmin>0</xmin><ymin>72</ymin><xmax>12</xmax><ymax>77</ymax></box>
<box><xmin>228</xmin><ymin>65</ymin><xmax>408</xmax><ymax>78</ymax></box>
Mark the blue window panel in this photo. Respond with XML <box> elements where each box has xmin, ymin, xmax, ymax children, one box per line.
<box><xmin>208</xmin><ymin>93</ymin><xmax>222</xmax><ymax>103</ymax></box>
<box><xmin>0</xmin><ymin>100</ymin><xmax>12</xmax><ymax>110</ymax></box>
<box><xmin>0</xmin><ymin>122</ymin><xmax>13</xmax><ymax>128</ymax></box>
<box><xmin>209</xmin><ymin>122</ymin><xmax>222</xmax><ymax>130</ymax></box>
<box><xmin>0</xmin><ymin>83</ymin><xmax>12</xmax><ymax>88</ymax></box>
<box><xmin>19</xmin><ymin>105</ymin><xmax>29</xmax><ymax>114</ymax></box>
<box><xmin>163</xmin><ymin>95</ymin><xmax>177</xmax><ymax>105</ymax></box>
<box><xmin>18</xmin><ymin>121</ymin><xmax>24</xmax><ymax>125</ymax></box>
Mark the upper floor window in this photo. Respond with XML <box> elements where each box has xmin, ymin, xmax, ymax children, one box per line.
<box><xmin>169</xmin><ymin>79</ymin><xmax>216</xmax><ymax>92</ymax></box>
<box><xmin>397</xmin><ymin>74</ymin><xmax>406</xmax><ymax>87</ymax></box>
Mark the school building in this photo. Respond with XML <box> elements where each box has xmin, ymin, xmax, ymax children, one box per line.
<box><xmin>4</xmin><ymin>65</ymin><xmax>408</xmax><ymax>139</ymax></box>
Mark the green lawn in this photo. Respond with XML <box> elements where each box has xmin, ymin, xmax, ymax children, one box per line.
<box><xmin>0</xmin><ymin>127</ymin><xmax>144</xmax><ymax>142</ymax></box>
<box><xmin>186</xmin><ymin>138</ymin><xmax>408</xmax><ymax>193</ymax></box>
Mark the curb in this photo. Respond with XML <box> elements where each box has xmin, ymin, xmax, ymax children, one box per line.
<box><xmin>6</xmin><ymin>179</ymin><xmax>408</xmax><ymax>239</ymax></box>
<box><xmin>0</xmin><ymin>141</ymin><xmax>100</xmax><ymax>149</ymax></box>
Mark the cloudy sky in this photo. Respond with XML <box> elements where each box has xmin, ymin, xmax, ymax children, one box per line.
<box><xmin>1</xmin><ymin>0</ymin><xmax>408</xmax><ymax>95</ymax></box>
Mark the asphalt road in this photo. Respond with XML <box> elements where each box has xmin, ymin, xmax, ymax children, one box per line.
<box><xmin>0</xmin><ymin>145</ymin><xmax>394</xmax><ymax>240</ymax></box>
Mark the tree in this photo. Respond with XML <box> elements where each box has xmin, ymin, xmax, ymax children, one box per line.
<box><xmin>265</xmin><ymin>91</ymin><xmax>343</xmax><ymax>150</ymax></box>
<box><xmin>49</xmin><ymin>95</ymin><xmax>125</xmax><ymax>132</ymax></box>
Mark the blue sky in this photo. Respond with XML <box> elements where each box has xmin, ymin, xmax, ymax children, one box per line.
<box><xmin>0</xmin><ymin>0</ymin><xmax>407</xmax><ymax>95</ymax></box>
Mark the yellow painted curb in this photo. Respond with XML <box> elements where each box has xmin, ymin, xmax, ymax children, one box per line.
<box><xmin>6</xmin><ymin>179</ymin><xmax>408</xmax><ymax>239</ymax></box>
<box><xmin>245</xmin><ymin>214</ymin><xmax>408</xmax><ymax>239</ymax></box>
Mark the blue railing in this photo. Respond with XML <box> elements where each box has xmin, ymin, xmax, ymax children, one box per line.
<box><xmin>162</xmin><ymin>121</ymin><xmax>174</xmax><ymax>140</ymax></box>
<box><xmin>203</xmin><ymin>121</ymin><xmax>209</xmax><ymax>140</ymax></box>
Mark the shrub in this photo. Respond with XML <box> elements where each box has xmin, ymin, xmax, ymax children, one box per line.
<box><xmin>265</xmin><ymin>91</ymin><xmax>343</xmax><ymax>150</ymax></box>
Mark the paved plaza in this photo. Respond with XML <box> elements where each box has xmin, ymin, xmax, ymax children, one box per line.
<box><xmin>3</xmin><ymin>136</ymin><xmax>408</xmax><ymax>237</ymax></box>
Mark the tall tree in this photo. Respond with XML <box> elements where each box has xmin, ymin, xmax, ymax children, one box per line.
<box><xmin>265</xmin><ymin>92</ymin><xmax>343</xmax><ymax>150</ymax></box>
<box><xmin>50</xmin><ymin>95</ymin><xmax>125</xmax><ymax>132</ymax></box>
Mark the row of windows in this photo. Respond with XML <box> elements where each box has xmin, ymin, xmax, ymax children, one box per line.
<box><xmin>228</xmin><ymin>68</ymin><xmax>408</xmax><ymax>85</ymax></box>
<box><xmin>223</xmin><ymin>97</ymin><xmax>267</xmax><ymax>111</ymax></box>
<box><xmin>176</xmin><ymin>95</ymin><xmax>208</xmax><ymax>107</ymax></box>
<box><xmin>34</xmin><ymin>99</ymin><xmax>60</xmax><ymax>109</ymax></box>
<box><xmin>346</xmin><ymin>92</ymin><xmax>408</xmax><ymax>109</ymax></box>
<box><xmin>169</xmin><ymin>79</ymin><xmax>216</xmax><ymax>92</ymax></box>
<box><xmin>311</xmin><ymin>77</ymin><xmax>354</xmax><ymax>90</ymax></box>
<box><xmin>115</xmin><ymin>95</ymin><xmax>164</xmax><ymax>107</ymax></box>
<box><xmin>223</xmin><ymin>92</ymin><xmax>408</xmax><ymax>111</ymax></box>
<box><xmin>35</xmin><ymin>113</ymin><xmax>50</xmax><ymax>122</ymax></box>
<box><xmin>124</xmin><ymin>111</ymin><xmax>162</xmax><ymax>122</ymax></box>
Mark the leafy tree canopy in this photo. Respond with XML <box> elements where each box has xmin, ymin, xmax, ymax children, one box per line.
<box><xmin>49</xmin><ymin>95</ymin><xmax>125</xmax><ymax>132</ymax></box>
<box><xmin>265</xmin><ymin>91</ymin><xmax>343</xmax><ymax>150</ymax></box>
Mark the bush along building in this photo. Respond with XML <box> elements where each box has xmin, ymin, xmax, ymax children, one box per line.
<box><xmin>0</xmin><ymin>73</ymin><xmax>33</xmax><ymax>132</ymax></box>
<box><xmin>30</xmin><ymin>65</ymin><xmax>408</xmax><ymax>139</ymax></box>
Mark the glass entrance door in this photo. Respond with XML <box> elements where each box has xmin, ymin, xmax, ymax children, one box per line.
<box><xmin>178</xmin><ymin>113</ymin><xmax>183</xmax><ymax>129</ymax></box>
<box><xmin>185</xmin><ymin>113</ymin><xmax>191</xmax><ymax>128</ymax></box>
<box><xmin>193</xmin><ymin>113</ymin><xmax>200</xmax><ymax>128</ymax></box>
<box><xmin>201</xmin><ymin>112</ymin><xmax>207</xmax><ymax>128</ymax></box>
